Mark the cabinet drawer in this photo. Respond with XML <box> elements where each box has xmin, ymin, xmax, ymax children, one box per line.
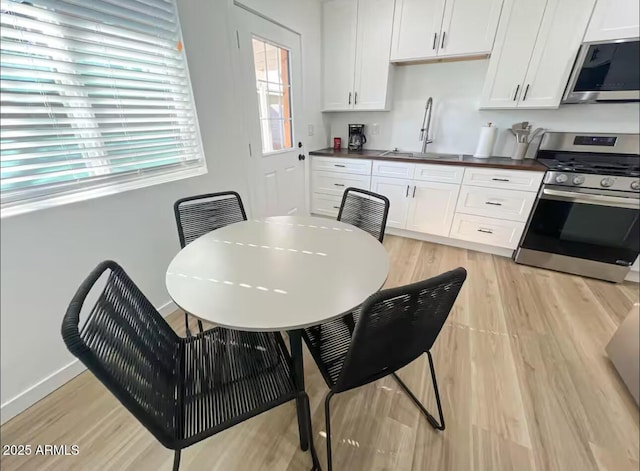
<box><xmin>312</xmin><ymin>170</ymin><xmax>371</xmax><ymax>196</ymax></box>
<box><xmin>456</xmin><ymin>186</ymin><xmax>536</xmax><ymax>222</ymax></box>
<box><xmin>463</xmin><ymin>167</ymin><xmax>544</xmax><ymax>192</ymax></box>
<box><xmin>449</xmin><ymin>213</ymin><xmax>525</xmax><ymax>249</ymax></box>
<box><xmin>414</xmin><ymin>163</ymin><xmax>464</xmax><ymax>184</ymax></box>
<box><xmin>372</xmin><ymin>160</ymin><xmax>415</xmax><ymax>179</ymax></box>
<box><xmin>311</xmin><ymin>193</ymin><xmax>343</xmax><ymax>218</ymax></box>
<box><xmin>311</xmin><ymin>156</ymin><xmax>372</xmax><ymax>175</ymax></box>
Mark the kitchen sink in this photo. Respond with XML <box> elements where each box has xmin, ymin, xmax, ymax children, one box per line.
<box><xmin>379</xmin><ymin>150</ymin><xmax>463</xmax><ymax>161</ymax></box>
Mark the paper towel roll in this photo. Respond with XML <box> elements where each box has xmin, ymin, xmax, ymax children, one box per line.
<box><xmin>474</xmin><ymin>124</ymin><xmax>497</xmax><ymax>158</ymax></box>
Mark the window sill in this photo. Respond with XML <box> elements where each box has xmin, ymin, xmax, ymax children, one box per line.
<box><xmin>1</xmin><ymin>165</ymin><xmax>208</xmax><ymax>219</ymax></box>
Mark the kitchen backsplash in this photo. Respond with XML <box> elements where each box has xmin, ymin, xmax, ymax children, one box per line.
<box><xmin>322</xmin><ymin>59</ymin><xmax>640</xmax><ymax>158</ymax></box>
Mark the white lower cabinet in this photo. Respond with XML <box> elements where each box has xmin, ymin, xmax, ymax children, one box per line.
<box><xmin>311</xmin><ymin>193</ymin><xmax>343</xmax><ymax>218</ymax></box>
<box><xmin>456</xmin><ymin>186</ymin><xmax>536</xmax><ymax>222</ymax></box>
<box><xmin>311</xmin><ymin>156</ymin><xmax>543</xmax><ymax>251</ymax></box>
<box><xmin>371</xmin><ymin>176</ymin><xmax>413</xmax><ymax>229</ymax></box>
<box><xmin>406</xmin><ymin>181</ymin><xmax>460</xmax><ymax>236</ymax></box>
<box><xmin>449</xmin><ymin>213</ymin><xmax>525</xmax><ymax>249</ymax></box>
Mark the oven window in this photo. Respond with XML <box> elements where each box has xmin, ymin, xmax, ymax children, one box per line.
<box><xmin>575</xmin><ymin>41</ymin><xmax>640</xmax><ymax>92</ymax></box>
<box><xmin>521</xmin><ymin>199</ymin><xmax>639</xmax><ymax>264</ymax></box>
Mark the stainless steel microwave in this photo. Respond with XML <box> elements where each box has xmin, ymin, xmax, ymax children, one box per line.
<box><xmin>563</xmin><ymin>39</ymin><xmax>640</xmax><ymax>104</ymax></box>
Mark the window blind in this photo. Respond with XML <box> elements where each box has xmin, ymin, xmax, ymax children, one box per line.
<box><xmin>0</xmin><ymin>0</ymin><xmax>206</xmax><ymax>216</ymax></box>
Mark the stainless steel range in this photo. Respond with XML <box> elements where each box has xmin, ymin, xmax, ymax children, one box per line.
<box><xmin>514</xmin><ymin>132</ymin><xmax>640</xmax><ymax>282</ymax></box>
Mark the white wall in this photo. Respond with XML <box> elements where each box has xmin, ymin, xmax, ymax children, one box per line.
<box><xmin>323</xmin><ymin>59</ymin><xmax>640</xmax><ymax>157</ymax></box>
<box><xmin>0</xmin><ymin>0</ymin><xmax>324</xmax><ymax>424</ymax></box>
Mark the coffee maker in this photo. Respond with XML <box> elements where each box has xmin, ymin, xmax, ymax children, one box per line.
<box><xmin>348</xmin><ymin>124</ymin><xmax>367</xmax><ymax>151</ymax></box>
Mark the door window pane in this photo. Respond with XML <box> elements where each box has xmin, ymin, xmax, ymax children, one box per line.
<box><xmin>252</xmin><ymin>37</ymin><xmax>293</xmax><ymax>154</ymax></box>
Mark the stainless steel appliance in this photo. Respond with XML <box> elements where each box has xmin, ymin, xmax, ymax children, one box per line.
<box><xmin>348</xmin><ymin>124</ymin><xmax>366</xmax><ymax>151</ymax></box>
<box><xmin>563</xmin><ymin>39</ymin><xmax>640</xmax><ymax>104</ymax></box>
<box><xmin>514</xmin><ymin>132</ymin><xmax>640</xmax><ymax>282</ymax></box>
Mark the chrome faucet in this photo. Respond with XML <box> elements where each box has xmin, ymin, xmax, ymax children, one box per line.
<box><xmin>419</xmin><ymin>97</ymin><xmax>434</xmax><ymax>154</ymax></box>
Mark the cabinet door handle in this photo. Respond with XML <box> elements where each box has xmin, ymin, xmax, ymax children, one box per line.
<box><xmin>441</xmin><ymin>31</ymin><xmax>446</xmax><ymax>49</ymax></box>
<box><xmin>412</xmin><ymin>186</ymin><xmax>417</xmax><ymax>198</ymax></box>
<box><xmin>522</xmin><ymin>84</ymin><xmax>530</xmax><ymax>101</ymax></box>
<box><xmin>334</xmin><ymin>183</ymin><xmax>345</xmax><ymax>187</ymax></box>
<box><xmin>334</xmin><ymin>164</ymin><xmax>346</xmax><ymax>168</ymax></box>
<box><xmin>354</xmin><ymin>92</ymin><xmax>358</xmax><ymax>105</ymax></box>
<box><xmin>513</xmin><ymin>84</ymin><xmax>520</xmax><ymax>101</ymax></box>
<box><xmin>348</xmin><ymin>92</ymin><xmax>352</xmax><ymax>105</ymax></box>
<box><xmin>406</xmin><ymin>185</ymin><xmax>409</xmax><ymax>197</ymax></box>
<box><xmin>492</xmin><ymin>178</ymin><xmax>510</xmax><ymax>182</ymax></box>
<box><xmin>432</xmin><ymin>33</ymin><xmax>438</xmax><ymax>50</ymax></box>
<box><xmin>485</xmin><ymin>201</ymin><xmax>502</xmax><ymax>206</ymax></box>
<box><xmin>477</xmin><ymin>228</ymin><xmax>493</xmax><ymax>234</ymax></box>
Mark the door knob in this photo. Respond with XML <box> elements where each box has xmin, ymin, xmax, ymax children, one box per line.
<box><xmin>298</xmin><ymin>154</ymin><xmax>306</xmax><ymax>161</ymax></box>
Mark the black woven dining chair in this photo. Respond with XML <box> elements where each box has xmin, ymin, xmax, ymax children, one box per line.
<box><xmin>335</xmin><ymin>187</ymin><xmax>391</xmax><ymax>334</ymax></box>
<box><xmin>302</xmin><ymin>267</ymin><xmax>467</xmax><ymax>470</ymax></box>
<box><xmin>337</xmin><ymin>187</ymin><xmax>390</xmax><ymax>243</ymax></box>
<box><xmin>174</xmin><ymin>191</ymin><xmax>247</xmax><ymax>335</ymax></box>
<box><xmin>61</xmin><ymin>260</ymin><xmax>319</xmax><ymax>471</ymax></box>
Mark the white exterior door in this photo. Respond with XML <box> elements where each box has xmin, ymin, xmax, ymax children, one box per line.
<box><xmin>479</xmin><ymin>0</ymin><xmax>547</xmax><ymax>109</ymax></box>
<box><xmin>438</xmin><ymin>0</ymin><xmax>503</xmax><ymax>57</ymax></box>
<box><xmin>371</xmin><ymin>176</ymin><xmax>412</xmax><ymax>229</ymax></box>
<box><xmin>406</xmin><ymin>181</ymin><xmax>460</xmax><ymax>236</ymax></box>
<box><xmin>322</xmin><ymin>0</ymin><xmax>358</xmax><ymax>111</ymax></box>
<box><xmin>236</xmin><ymin>7</ymin><xmax>307</xmax><ymax>217</ymax></box>
<box><xmin>390</xmin><ymin>0</ymin><xmax>446</xmax><ymax>61</ymax></box>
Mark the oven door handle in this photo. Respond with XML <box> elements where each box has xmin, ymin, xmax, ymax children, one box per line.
<box><xmin>541</xmin><ymin>188</ymin><xmax>640</xmax><ymax>209</ymax></box>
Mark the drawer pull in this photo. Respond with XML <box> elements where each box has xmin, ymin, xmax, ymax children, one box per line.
<box><xmin>333</xmin><ymin>206</ymin><xmax>340</xmax><ymax>209</ymax></box>
<box><xmin>334</xmin><ymin>183</ymin><xmax>345</xmax><ymax>187</ymax></box>
<box><xmin>334</xmin><ymin>164</ymin><xmax>346</xmax><ymax>168</ymax></box>
<box><xmin>492</xmin><ymin>178</ymin><xmax>510</xmax><ymax>182</ymax></box>
<box><xmin>477</xmin><ymin>228</ymin><xmax>493</xmax><ymax>234</ymax></box>
<box><xmin>485</xmin><ymin>201</ymin><xmax>502</xmax><ymax>206</ymax></box>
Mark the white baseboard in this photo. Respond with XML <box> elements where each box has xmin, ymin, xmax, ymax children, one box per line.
<box><xmin>0</xmin><ymin>300</ymin><xmax>178</xmax><ymax>426</ymax></box>
<box><xmin>625</xmin><ymin>270</ymin><xmax>639</xmax><ymax>283</ymax></box>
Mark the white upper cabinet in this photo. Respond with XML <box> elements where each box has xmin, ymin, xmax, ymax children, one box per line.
<box><xmin>584</xmin><ymin>0</ymin><xmax>640</xmax><ymax>42</ymax></box>
<box><xmin>390</xmin><ymin>0</ymin><xmax>445</xmax><ymax>61</ymax></box>
<box><xmin>519</xmin><ymin>0</ymin><xmax>596</xmax><ymax>108</ymax></box>
<box><xmin>391</xmin><ymin>0</ymin><xmax>503</xmax><ymax>62</ymax></box>
<box><xmin>480</xmin><ymin>0</ymin><xmax>596</xmax><ymax>109</ymax></box>
<box><xmin>322</xmin><ymin>0</ymin><xmax>394</xmax><ymax>111</ymax></box>
<box><xmin>322</xmin><ymin>0</ymin><xmax>358</xmax><ymax>111</ymax></box>
<box><xmin>480</xmin><ymin>0</ymin><xmax>545</xmax><ymax>108</ymax></box>
<box><xmin>439</xmin><ymin>0</ymin><xmax>504</xmax><ymax>57</ymax></box>
<box><xmin>353</xmin><ymin>0</ymin><xmax>396</xmax><ymax>110</ymax></box>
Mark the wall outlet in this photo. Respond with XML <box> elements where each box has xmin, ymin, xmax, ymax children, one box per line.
<box><xmin>307</xmin><ymin>124</ymin><xmax>314</xmax><ymax>136</ymax></box>
<box><xmin>372</xmin><ymin>123</ymin><xmax>380</xmax><ymax>135</ymax></box>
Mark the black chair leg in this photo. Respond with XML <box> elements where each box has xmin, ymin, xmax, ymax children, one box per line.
<box><xmin>341</xmin><ymin>314</ymin><xmax>355</xmax><ymax>336</ymax></box>
<box><xmin>391</xmin><ymin>351</ymin><xmax>445</xmax><ymax>431</ymax></box>
<box><xmin>184</xmin><ymin>312</ymin><xmax>192</xmax><ymax>337</ymax></box>
<box><xmin>324</xmin><ymin>391</ymin><xmax>335</xmax><ymax>471</ymax></box>
<box><xmin>301</xmin><ymin>392</ymin><xmax>322</xmax><ymax>471</ymax></box>
<box><xmin>172</xmin><ymin>449</ymin><xmax>181</xmax><ymax>471</ymax></box>
<box><xmin>197</xmin><ymin>319</ymin><xmax>204</xmax><ymax>333</ymax></box>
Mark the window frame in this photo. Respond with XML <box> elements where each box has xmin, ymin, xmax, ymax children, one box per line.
<box><xmin>0</xmin><ymin>0</ymin><xmax>207</xmax><ymax>218</ymax></box>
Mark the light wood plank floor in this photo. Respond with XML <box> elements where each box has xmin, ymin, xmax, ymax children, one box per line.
<box><xmin>2</xmin><ymin>235</ymin><xmax>639</xmax><ymax>471</ymax></box>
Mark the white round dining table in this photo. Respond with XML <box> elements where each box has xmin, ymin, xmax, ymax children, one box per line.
<box><xmin>165</xmin><ymin>215</ymin><xmax>389</xmax><ymax>451</ymax></box>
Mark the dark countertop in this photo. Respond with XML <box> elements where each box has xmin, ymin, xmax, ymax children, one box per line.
<box><xmin>310</xmin><ymin>148</ymin><xmax>547</xmax><ymax>172</ymax></box>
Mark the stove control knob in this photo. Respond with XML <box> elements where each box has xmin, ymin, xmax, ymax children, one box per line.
<box><xmin>631</xmin><ymin>180</ymin><xmax>640</xmax><ymax>191</ymax></box>
<box><xmin>572</xmin><ymin>175</ymin><xmax>585</xmax><ymax>185</ymax></box>
<box><xmin>555</xmin><ymin>173</ymin><xmax>568</xmax><ymax>183</ymax></box>
<box><xmin>600</xmin><ymin>177</ymin><xmax>614</xmax><ymax>188</ymax></box>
